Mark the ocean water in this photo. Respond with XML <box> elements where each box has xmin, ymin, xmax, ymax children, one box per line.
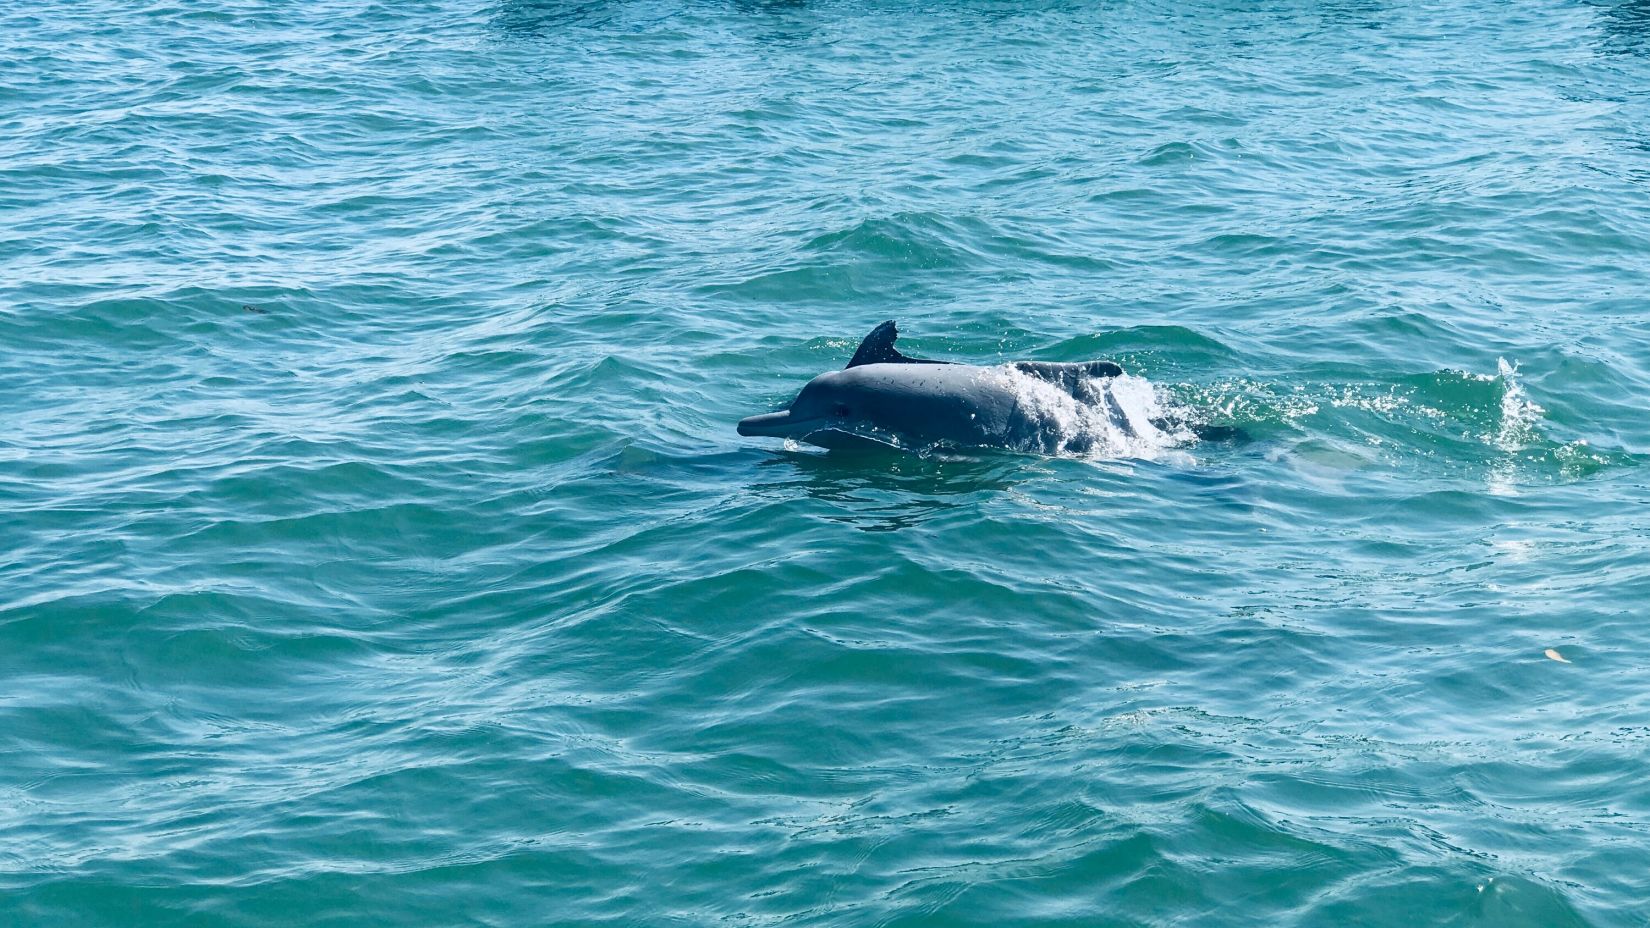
<box><xmin>4</xmin><ymin>0</ymin><xmax>1650</xmax><ymax>924</ymax></box>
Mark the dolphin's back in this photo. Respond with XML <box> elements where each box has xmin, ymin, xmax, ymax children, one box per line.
<box><xmin>833</xmin><ymin>363</ymin><xmax>1020</xmax><ymax>445</ymax></box>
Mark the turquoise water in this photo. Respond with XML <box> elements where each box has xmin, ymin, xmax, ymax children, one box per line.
<box><xmin>5</xmin><ymin>0</ymin><xmax>1650</xmax><ymax>923</ymax></box>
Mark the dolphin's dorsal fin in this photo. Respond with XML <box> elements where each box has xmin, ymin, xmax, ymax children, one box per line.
<box><xmin>846</xmin><ymin>320</ymin><xmax>946</xmax><ymax>368</ymax></box>
<box><xmin>847</xmin><ymin>321</ymin><xmax>905</xmax><ymax>367</ymax></box>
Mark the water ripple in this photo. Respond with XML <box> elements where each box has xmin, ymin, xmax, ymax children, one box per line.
<box><xmin>5</xmin><ymin>0</ymin><xmax>1650</xmax><ymax>924</ymax></box>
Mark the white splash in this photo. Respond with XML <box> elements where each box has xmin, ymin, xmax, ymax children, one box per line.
<box><xmin>1487</xmin><ymin>358</ymin><xmax>1544</xmax><ymax>496</ymax></box>
<box><xmin>1494</xmin><ymin>357</ymin><xmax>1542</xmax><ymax>452</ymax></box>
<box><xmin>988</xmin><ymin>366</ymin><xmax>1194</xmax><ymax>461</ymax></box>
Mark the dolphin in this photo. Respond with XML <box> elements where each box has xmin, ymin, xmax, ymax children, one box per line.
<box><xmin>737</xmin><ymin>321</ymin><xmax>1177</xmax><ymax>454</ymax></box>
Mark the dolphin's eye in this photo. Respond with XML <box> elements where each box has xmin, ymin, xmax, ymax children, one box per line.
<box><xmin>832</xmin><ymin>403</ymin><xmax>851</xmax><ymax>418</ymax></box>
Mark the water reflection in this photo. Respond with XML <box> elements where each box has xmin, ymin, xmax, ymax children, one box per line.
<box><xmin>492</xmin><ymin>0</ymin><xmax>673</xmax><ymax>35</ymax></box>
<box><xmin>753</xmin><ymin>448</ymin><xmax>1030</xmax><ymax>532</ymax></box>
<box><xmin>1593</xmin><ymin>0</ymin><xmax>1650</xmax><ymax>54</ymax></box>
<box><xmin>492</xmin><ymin>0</ymin><xmax>1094</xmax><ymax>37</ymax></box>
<box><xmin>731</xmin><ymin>0</ymin><xmax>810</xmax><ymax>11</ymax></box>
<box><xmin>492</xmin><ymin>0</ymin><xmax>816</xmax><ymax>35</ymax></box>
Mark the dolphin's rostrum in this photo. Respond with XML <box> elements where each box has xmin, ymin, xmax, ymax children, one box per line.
<box><xmin>738</xmin><ymin>321</ymin><xmax>1162</xmax><ymax>454</ymax></box>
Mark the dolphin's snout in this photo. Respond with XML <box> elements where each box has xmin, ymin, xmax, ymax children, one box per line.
<box><xmin>737</xmin><ymin>409</ymin><xmax>796</xmax><ymax>437</ymax></box>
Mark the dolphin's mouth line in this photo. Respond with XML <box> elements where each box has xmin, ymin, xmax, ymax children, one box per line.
<box><xmin>736</xmin><ymin>410</ymin><xmax>831</xmax><ymax>439</ymax></box>
<box><xmin>735</xmin><ymin>407</ymin><xmax>904</xmax><ymax>449</ymax></box>
<box><xmin>737</xmin><ymin>411</ymin><xmax>904</xmax><ymax>451</ymax></box>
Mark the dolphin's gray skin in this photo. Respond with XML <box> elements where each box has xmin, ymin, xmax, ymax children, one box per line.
<box><xmin>737</xmin><ymin>321</ymin><xmax>1133</xmax><ymax>453</ymax></box>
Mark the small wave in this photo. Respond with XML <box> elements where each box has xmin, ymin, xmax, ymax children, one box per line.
<box><xmin>801</xmin><ymin>213</ymin><xmax>985</xmax><ymax>271</ymax></box>
<box><xmin>1163</xmin><ymin>359</ymin><xmax>1637</xmax><ymax>484</ymax></box>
